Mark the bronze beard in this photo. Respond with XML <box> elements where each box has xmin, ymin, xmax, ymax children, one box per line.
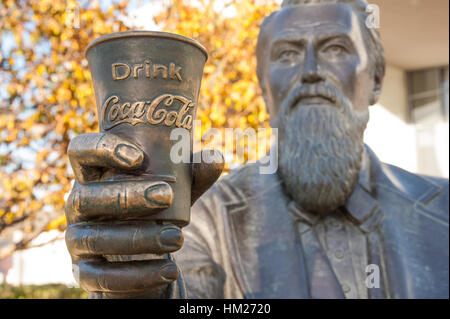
<box><xmin>276</xmin><ymin>83</ymin><xmax>370</xmax><ymax>215</ymax></box>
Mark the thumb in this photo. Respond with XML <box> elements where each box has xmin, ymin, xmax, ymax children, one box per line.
<box><xmin>191</xmin><ymin>150</ymin><xmax>224</xmax><ymax>205</ymax></box>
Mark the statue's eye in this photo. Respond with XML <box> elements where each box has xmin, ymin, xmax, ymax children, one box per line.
<box><xmin>277</xmin><ymin>50</ymin><xmax>300</xmax><ymax>64</ymax></box>
<box><xmin>322</xmin><ymin>45</ymin><xmax>348</xmax><ymax>59</ymax></box>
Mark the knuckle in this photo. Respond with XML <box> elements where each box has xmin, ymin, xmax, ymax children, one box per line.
<box><xmin>79</xmin><ymin>260</ymin><xmax>114</xmax><ymax>293</ymax></box>
<box><xmin>78</xmin><ymin>261</ymin><xmax>96</xmax><ymax>292</ymax></box>
<box><xmin>96</xmin><ymin>133</ymin><xmax>128</xmax><ymax>157</ymax></box>
<box><xmin>64</xmin><ymin>191</ymin><xmax>73</xmax><ymax>214</ymax></box>
<box><xmin>96</xmin><ymin>273</ymin><xmax>111</xmax><ymax>292</ymax></box>
<box><xmin>65</xmin><ymin>185</ymin><xmax>82</xmax><ymax>222</ymax></box>
<box><xmin>67</xmin><ymin>138</ymin><xmax>78</xmax><ymax>156</ymax></box>
<box><xmin>68</xmin><ymin>133</ymin><xmax>105</xmax><ymax>158</ymax></box>
<box><xmin>65</xmin><ymin>225</ymin><xmax>76</xmax><ymax>252</ymax></box>
<box><xmin>65</xmin><ymin>223</ymin><xmax>96</xmax><ymax>256</ymax></box>
<box><xmin>64</xmin><ymin>190</ymin><xmax>76</xmax><ymax>223</ymax></box>
<box><xmin>67</xmin><ymin>134</ymin><xmax>88</xmax><ymax>156</ymax></box>
<box><xmin>76</xmin><ymin>226</ymin><xmax>97</xmax><ymax>255</ymax></box>
<box><xmin>95</xmin><ymin>133</ymin><xmax>112</xmax><ymax>153</ymax></box>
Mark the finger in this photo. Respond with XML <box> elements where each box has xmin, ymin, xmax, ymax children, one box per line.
<box><xmin>78</xmin><ymin>259</ymin><xmax>178</xmax><ymax>293</ymax></box>
<box><xmin>68</xmin><ymin>133</ymin><xmax>144</xmax><ymax>183</ymax></box>
<box><xmin>65</xmin><ymin>180</ymin><xmax>173</xmax><ymax>224</ymax></box>
<box><xmin>191</xmin><ymin>149</ymin><xmax>224</xmax><ymax>205</ymax></box>
<box><xmin>66</xmin><ymin>222</ymin><xmax>183</xmax><ymax>257</ymax></box>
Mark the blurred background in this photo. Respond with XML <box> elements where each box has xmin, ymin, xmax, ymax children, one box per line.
<box><xmin>0</xmin><ymin>0</ymin><xmax>448</xmax><ymax>298</ymax></box>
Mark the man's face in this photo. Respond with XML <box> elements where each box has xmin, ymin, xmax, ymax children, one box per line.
<box><xmin>264</xmin><ymin>3</ymin><xmax>375</xmax><ymax>120</ymax></box>
<box><xmin>262</xmin><ymin>3</ymin><xmax>376</xmax><ymax>214</ymax></box>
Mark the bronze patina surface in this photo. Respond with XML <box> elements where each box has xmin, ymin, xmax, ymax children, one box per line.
<box><xmin>85</xmin><ymin>31</ymin><xmax>207</xmax><ymax>227</ymax></box>
<box><xmin>65</xmin><ymin>31</ymin><xmax>222</xmax><ymax>298</ymax></box>
<box><xmin>65</xmin><ymin>1</ymin><xmax>449</xmax><ymax>299</ymax></box>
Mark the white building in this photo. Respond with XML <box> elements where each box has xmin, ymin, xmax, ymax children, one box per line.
<box><xmin>365</xmin><ymin>0</ymin><xmax>449</xmax><ymax>178</ymax></box>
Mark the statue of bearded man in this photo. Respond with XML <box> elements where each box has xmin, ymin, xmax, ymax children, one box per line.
<box><xmin>65</xmin><ymin>0</ymin><xmax>449</xmax><ymax>299</ymax></box>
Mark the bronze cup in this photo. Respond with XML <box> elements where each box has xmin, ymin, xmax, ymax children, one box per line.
<box><xmin>85</xmin><ymin>31</ymin><xmax>208</xmax><ymax>227</ymax></box>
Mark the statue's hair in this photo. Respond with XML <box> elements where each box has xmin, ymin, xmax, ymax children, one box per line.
<box><xmin>256</xmin><ymin>0</ymin><xmax>385</xmax><ymax>95</ymax></box>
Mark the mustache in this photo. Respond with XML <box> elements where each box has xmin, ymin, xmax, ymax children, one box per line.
<box><xmin>283</xmin><ymin>83</ymin><xmax>343</xmax><ymax>112</ymax></box>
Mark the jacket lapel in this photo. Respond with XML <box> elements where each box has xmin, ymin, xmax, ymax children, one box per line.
<box><xmin>219</xmin><ymin>166</ymin><xmax>310</xmax><ymax>298</ymax></box>
<box><xmin>366</xmin><ymin>147</ymin><xmax>448</xmax><ymax>298</ymax></box>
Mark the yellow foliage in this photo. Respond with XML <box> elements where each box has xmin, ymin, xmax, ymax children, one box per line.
<box><xmin>0</xmin><ymin>0</ymin><xmax>131</xmax><ymax>242</ymax></box>
<box><xmin>46</xmin><ymin>214</ymin><xmax>67</xmax><ymax>231</ymax></box>
<box><xmin>0</xmin><ymin>0</ymin><xmax>279</xmax><ymax>246</ymax></box>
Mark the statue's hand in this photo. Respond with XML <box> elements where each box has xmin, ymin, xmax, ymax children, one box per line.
<box><xmin>64</xmin><ymin>132</ymin><xmax>223</xmax><ymax>298</ymax></box>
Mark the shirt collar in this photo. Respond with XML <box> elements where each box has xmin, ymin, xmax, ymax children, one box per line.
<box><xmin>345</xmin><ymin>147</ymin><xmax>384</xmax><ymax>233</ymax></box>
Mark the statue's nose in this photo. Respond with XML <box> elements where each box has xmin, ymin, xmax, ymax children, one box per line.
<box><xmin>301</xmin><ymin>69</ymin><xmax>324</xmax><ymax>84</ymax></box>
<box><xmin>301</xmin><ymin>45</ymin><xmax>325</xmax><ymax>84</ymax></box>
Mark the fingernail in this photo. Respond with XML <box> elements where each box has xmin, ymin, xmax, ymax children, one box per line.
<box><xmin>160</xmin><ymin>263</ymin><xmax>178</xmax><ymax>281</ymax></box>
<box><xmin>160</xmin><ymin>228</ymin><xmax>183</xmax><ymax>248</ymax></box>
<box><xmin>115</xmin><ymin>144</ymin><xmax>143</xmax><ymax>167</ymax></box>
<box><xmin>144</xmin><ymin>183</ymin><xmax>172</xmax><ymax>208</ymax></box>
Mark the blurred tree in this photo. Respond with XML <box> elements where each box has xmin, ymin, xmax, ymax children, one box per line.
<box><xmin>0</xmin><ymin>0</ymin><xmax>131</xmax><ymax>257</ymax></box>
<box><xmin>0</xmin><ymin>0</ymin><xmax>278</xmax><ymax>258</ymax></box>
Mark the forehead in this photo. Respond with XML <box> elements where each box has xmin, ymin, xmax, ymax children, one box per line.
<box><xmin>270</xmin><ymin>3</ymin><xmax>359</xmax><ymax>41</ymax></box>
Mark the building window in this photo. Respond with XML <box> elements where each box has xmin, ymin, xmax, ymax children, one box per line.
<box><xmin>408</xmin><ymin>66</ymin><xmax>449</xmax><ymax>124</ymax></box>
<box><xmin>407</xmin><ymin>65</ymin><xmax>449</xmax><ymax>178</ymax></box>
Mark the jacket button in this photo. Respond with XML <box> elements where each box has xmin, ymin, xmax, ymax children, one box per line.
<box><xmin>334</xmin><ymin>250</ymin><xmax>345</xmax><ymax>259</ymax></box>
<box><xmin>342</xmin><ymin>284</ymin><xmax>351</xmax><ymax>294</ymax></box>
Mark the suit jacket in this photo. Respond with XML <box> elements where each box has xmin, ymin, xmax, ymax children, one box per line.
<box><xmin>173</xmin><ymin>146</ymin><xmax>449</xmax><ymax>298</ymax></box>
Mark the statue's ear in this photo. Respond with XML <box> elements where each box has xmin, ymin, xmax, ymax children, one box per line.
<box><xmin>369</xmin><ymin>74</ymin><xmax>382</xmax><ymax>105</ymax></box>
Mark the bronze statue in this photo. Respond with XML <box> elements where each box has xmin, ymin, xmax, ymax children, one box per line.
<box><xmin>65</xmin><ymin>0</ymin><xmax>449</xmax><ymax>299</ymax></box>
